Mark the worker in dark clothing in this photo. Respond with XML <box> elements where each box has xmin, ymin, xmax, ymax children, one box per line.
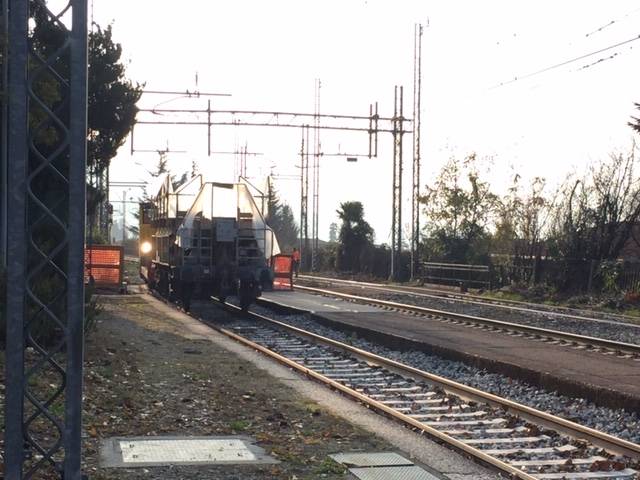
<box><xmin>292</xmin><ymin>247</ymin><xmax>300</xmax><ymax>278</ymax></box>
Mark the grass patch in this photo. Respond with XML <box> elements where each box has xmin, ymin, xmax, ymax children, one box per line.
<box><xmin>229</xmin><ymin>419</ymin><xmax>250</xmax><ymax>431</ymax></box>
<box><xmin>314</xmin><ymin>457</ymin><xmax>346</xmax><ymax>475</ymax></box>
<box><xmin>303</xmin><ymin>402</ymin><xmax>322</xmax><ymax>416</ymax></box>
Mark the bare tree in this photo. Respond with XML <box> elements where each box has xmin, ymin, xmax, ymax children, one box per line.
<box><xmin>548</xmin><ymin>149</ymin><xmax>640</xmax><ymax>289</ymax></box>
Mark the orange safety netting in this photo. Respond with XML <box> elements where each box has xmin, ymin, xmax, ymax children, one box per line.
<box><xmin>271</xmin><ymin>254</ymin><xmax>293</xmax><ymax>290</ymax></box>
<box><xmin>85</xmin><ymin>246</ymin><xmax>123</xmax><ymax>286</ymax></box>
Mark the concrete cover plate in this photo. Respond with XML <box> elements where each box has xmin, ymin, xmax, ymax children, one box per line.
<box><xmin>330</xmin><ymin>452</ymin><xmax>414</xmax><ymax>467</ymax></box>
<box><xmin>350</xmin><ymin>466</ymin><xmax>440</xmax><ymax>480</ymax></box>
<box><xmin>100</xmin><ymin>435</ymin><xmax>278</xmax><ymax>468</ymax></box>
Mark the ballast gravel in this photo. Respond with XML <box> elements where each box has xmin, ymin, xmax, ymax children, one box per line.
<box><xmin>247</xmin><ymin>305</ymin><xmax>640</xmax><ymax>445</ymax></box>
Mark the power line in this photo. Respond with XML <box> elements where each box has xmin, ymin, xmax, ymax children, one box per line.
<box><xmin>491</xmin><ymin>33</ymin><xmax>640</xmax><ymax>89</ymax></box>
<box><xmin>141</xmin><ymin>89</ymin><xmax>231</xmax><ymax>97</ymax></box>
<box><xmin>585</xmin><ymin>7</ymin><xmax>640</xmax><ymax>38</ymax></box>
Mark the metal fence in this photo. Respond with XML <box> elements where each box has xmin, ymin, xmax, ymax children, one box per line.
<box><xmin>421</xmin><ymin>261</ymin><xmax>491</xmax><ymax>289</ymax></box>
<box><xmin>422</xmin><ymin>258</ymin><xmax>640</xmax><ymax>294</ymax></box>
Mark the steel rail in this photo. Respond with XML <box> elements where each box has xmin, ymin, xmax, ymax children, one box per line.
<box><xmin>205</xmin><ymin>298</ymin><xmax>640</xmax><ymax>476</ymax></box>
<box><xmin>299</xmin><ymin>274</ymin><xmax>640</xmax><ymax>327</ymax></box>
<box><xmin>210</xmin><ymin>303</ymin><xmax>537</xmax><ymax>479</ymax></box>
<box><xmin>294</xmin><ymin>284</ymin><xmax>640</xmax><ymax>356</ymax></box>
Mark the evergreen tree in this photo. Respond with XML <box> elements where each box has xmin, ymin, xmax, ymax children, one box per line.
<box><xmin>88</xmin><ymin>24</ymin><xmax>143</xmax><ymax>175</ymax></box>
<box><xmin>150</xmin><ymin>152</ymin><xmax>169</xmax><ymax>178</ymax></box>
<box><xmin>191</xmin><ymin>159</ymin><xmax>200</xmax><ymax>178</ymax></box>
<box><xmin>87</xmin><ymin>24</ymin><xmax>143</xmax><ymax>221</ymax></box>
<box><xmin>336</xmin><ymin>201</ymin><xmax>373</xmax><ymax>272</ymax></box>
<box><xmin>329</xmin><ymin>222</ymin><xmax>338</xmax><ymax>243</ymax></box>
<box><xmin>265</xmin><ymin>177</ymin><xmax>299</xmax><ymax>251</ymax></box>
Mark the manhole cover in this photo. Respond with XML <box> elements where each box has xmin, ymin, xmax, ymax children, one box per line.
<box><xmin>100</xmin><ymin>435</ymin><xmax>278</xmax><ymax>468</ymax></box>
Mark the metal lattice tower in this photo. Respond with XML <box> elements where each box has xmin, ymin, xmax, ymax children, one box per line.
<box><xmin>311</xmin><ymin>79</ymin><xmax>321</xmax><ymax>271</ymax></box>
<box><xmin>5</xmin><ymin>0</ymin><xmax>88</xmax><ymax>478</ymax></box>
<box><xmin>1</xmin><ymin>0</ymin><xmax>7</xmax><ymax>267</ymax></box>
<box><xmin>411</xmin><ymin>23</ymin><xmax>423</xmax><ymax>280</ymax></box>
<box><xmin>299</xmin><ymin>124</ymin><xmax>310</xmax><ymax>269</ymax></box>
<box><xmin>390</xmin><ymin>86</ymin><xmax>405</xmax><ymax>281</ymax></box>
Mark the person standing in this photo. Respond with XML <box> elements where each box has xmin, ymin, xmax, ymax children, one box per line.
<box><xmin>292</xmin><ymin>247</ymin><xmax>300</xmax><ymax>278</ymax></box>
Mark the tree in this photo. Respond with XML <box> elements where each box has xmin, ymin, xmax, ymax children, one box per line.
<box><xmin>548</xmin><ymin>150</ymin><xmax>640</xmax><ymax>290</ymax></box>
<box><xmin>329</xmin><ymin>222</ymin><xmax>338</xmax><ymax>243</ymax></box>
<box><xmin>191</xmin><ymin>159</ymin><xmax>200</xmax><ymax>178</ymax></box>
<box><xmin>494</xmin><ymin>175</ymin><xmax>550</xmax><ymax>284</ymax></box>
<box><xmin>265</xmin><ymin>178</ymin><xmax>299</xmax><ymax>251</ymax></box>
<box><xmin>630</xmin><ymin>103</ymin><xmax>640</xmax><ymax>134</ymax></box>
<box><xmin>88</xmin><ymin>25</ymin><xmax>142</xmax><ymax>174</ymax></box>
<box><xmin>420</xmin><ymin>154</ymin><xmax>497</xmax><ymax>263</ymax></box>
<box><xmin>150</xmin><ymin>152</ymin><xmax>169</xmax><ymax>178</ymax></box>
<box><xmin>336</xmin><ymin>201</ymin><xmax>373</xmax><ymax>272</ymax></box>
<box><xmin>87</xmin><ymin>24</ymin><xmax>143</xmax><ymax>220</ymax></box>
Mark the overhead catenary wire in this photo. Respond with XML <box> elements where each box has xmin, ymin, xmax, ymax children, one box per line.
<box><xmin>585</xmin><ymin>7</ymin><xmax>640</xmax><ymax>38</ymax></box>
<box><xmin>490</xmin><ymin>33</ymin><xmax>640</xmax><ymax>89</ymax></box>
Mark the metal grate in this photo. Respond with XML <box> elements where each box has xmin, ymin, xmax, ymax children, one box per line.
<box><xmin>329</xmin><ymin>452</ymin><xmax>414</xmax><ymax>468</ymax></box>
<box><xmin>350</xmin><ymin>466</ymin><xmax>441</xmax><ymax>480</ymax></box>
<box><xmin>100</xmin><ymin>436</ymin><xmax>279</xmax><ymax>468</ymax></box>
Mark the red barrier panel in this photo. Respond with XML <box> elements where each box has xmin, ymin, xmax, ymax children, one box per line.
<box><xmin>85</xmin><ymin>245</ymin><xmax>124</xmax><ymax>287</ymax></box>
<box><xmin>271</xmin><ymin>254</ymin><xmax>293</xmax><ymax>290</ymax></box>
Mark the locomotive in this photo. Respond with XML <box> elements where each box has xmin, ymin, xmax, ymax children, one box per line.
<box><xmin>139</xmin><ymin>174</ymin><xmax>279</xmax><ymax>310</ymax></box>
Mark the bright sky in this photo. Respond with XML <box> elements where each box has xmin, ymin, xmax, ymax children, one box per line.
<box><xmin>96</xmin><ymin>0</ymin><xmax>640</xmax><ymax>244</ymax></box>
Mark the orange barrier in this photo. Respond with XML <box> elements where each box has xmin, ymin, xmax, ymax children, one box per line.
<box><xmin>85</xmin><ymin>245</ymin><xmax>124</xmax><ymax>287</ymax></box>
<box><xmin>271</xmin><ymin>254</ymin><xmax>294</xmax><ymax>290</ymax></box>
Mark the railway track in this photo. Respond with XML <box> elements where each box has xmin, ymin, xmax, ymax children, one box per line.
<box><xmin>298</xmin><ymin>274</ymin><xmax>640</xmax><ymax>329</ymax></box>
<box><xmin>287</xmin><ymin>284</ymin><xmax>640</xmax><ymax>360</ymax></box>
<box><xmin>197</xmin><ymin>297</ymin><xmax>640</xmax><ymax>480</ymax></box>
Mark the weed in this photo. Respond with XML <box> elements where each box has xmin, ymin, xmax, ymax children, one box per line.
<box><xmin>229</xmin><ymin>419</ymin><xmax>250</xmax><ymax>431</ymax></box>
<box><xmin>314</xmin><ymin>457</ymin><xmax>346</xmax><ymax>475</ymax></box>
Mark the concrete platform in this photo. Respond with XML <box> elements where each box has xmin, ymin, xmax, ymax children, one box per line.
<box><xmin>260</xmin><ymin>290</ymin><xmax>640</xmax><ymax>412</ymax></box>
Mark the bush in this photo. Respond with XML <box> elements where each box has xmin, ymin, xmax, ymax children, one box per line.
<box><xmin>0</xmin><ymin>266</ymin><xmax>101</xmax><ymax>348</ymax></box>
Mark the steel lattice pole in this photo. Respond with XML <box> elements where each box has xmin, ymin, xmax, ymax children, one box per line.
<box><xmin>5</xmin><ymin>0</ymin><xmax>30</xmax><ymax>476</ymax></box>
<box><xmin>5</xmin><ymin>1</ymin><xmax>88</xmax><ymax>478</ymax></box>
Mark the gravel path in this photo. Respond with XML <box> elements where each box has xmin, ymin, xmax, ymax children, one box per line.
<box><xmin>303</xmin><ymin>283</ymin><xmax>640</xmax><ymax>346</ymax></box>
<box><xmin>79</xmin><ymin>295</ymin><xmax>393</xmax><ymax>479</ymax></box>
<box><xmin>247</xmin><ymin>304</ymin><xmax>640</xmax><ymax>446</ymax></box>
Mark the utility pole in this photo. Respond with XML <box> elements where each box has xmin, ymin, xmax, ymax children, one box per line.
<box><xmin>390</xmin><ymin>86</ymin><xmax>406</xmax><ymax>282</ymax></box>
<box><xmin>411</xmin><ymin>23</ymin><xmax>424</xmax><ymax>281</ymax></box>
<box><xmin>300</xmin><ymin>125</ymin><xmax>311</xmax><ymax>270</ymax></box>
<box><xmin>5</xmin><ymin>0</ymin><xmax>88</xmax><ymax>477</ymax></box>
<box><xmin>312</xmin><ymin>79</ymin><xmax>321</xmax><ymax>270</ymax></box>
<box><xmin>122</xmin><ymin>190</ymin><xmax>127</xmax><ymax>244</ymax></box>
<box><xmin>0</xmin><ymin>0</ymin><xmax>7</xmax><ymax>267</ymax></box>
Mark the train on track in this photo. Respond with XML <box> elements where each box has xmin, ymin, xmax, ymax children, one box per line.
<box><xmin>138</xmin><ymin>174</ymin><xmax>280</xmax><ymax>311</ymax></box>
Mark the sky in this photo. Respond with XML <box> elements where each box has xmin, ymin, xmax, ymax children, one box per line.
<box><xmin>93</xmin><ymin>0</ymin><xmax>640</xmax><ymax>245</ymax></box>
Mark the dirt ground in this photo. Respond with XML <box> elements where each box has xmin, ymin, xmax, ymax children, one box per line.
<box><xmin>78</xmin><ymin>293</ymin><xmax>391</xmax><ymax>479</ymax></box>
